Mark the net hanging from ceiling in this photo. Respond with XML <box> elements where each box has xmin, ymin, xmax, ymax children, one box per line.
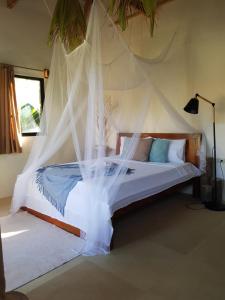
<box><xmin>11</xmin><ymin>0</ymin><xmax>204</xmax><ymax>255</ymax></box>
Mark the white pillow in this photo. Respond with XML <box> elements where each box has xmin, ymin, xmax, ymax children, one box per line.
<box><xmin>120</xmin><ymin>136</ymin><xmax>126</xmax><ymax>154</ymax></box>
<box><xmin>168</xmin><ymin>139</ymin><xmax>186</xmax><ymax>163</ymax></box>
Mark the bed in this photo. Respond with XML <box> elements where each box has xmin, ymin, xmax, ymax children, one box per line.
<box><xmin>22</xmin><ymin>133</ymin><xmax>202</xmax><ymax>242</ymax></box>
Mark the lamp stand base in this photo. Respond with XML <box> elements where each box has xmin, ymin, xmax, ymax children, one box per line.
<box><xmin>2</xmin><ymin>291</ymin><xmax>29</xmax><ymax>299</ymax></box>
<box><xmin>205</xmin><ymin>202</ymin><xmax>225</xmax><ymax>211</ymax></box>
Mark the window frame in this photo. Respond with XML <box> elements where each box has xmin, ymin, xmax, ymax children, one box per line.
<box><xmin>15</xmin><ymin>75</ymin><xmax>45</xmax><ymax>137</ymax></box>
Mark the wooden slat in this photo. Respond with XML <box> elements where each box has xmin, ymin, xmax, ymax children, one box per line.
<box><xmin>7</xmin><ymin>0</ymin><xmax>18</xmax><ymax>9</ymax></box>
<box><xmin>21</xmin><ymin>207</ymin><xmax>81</xmax><ymax>237</ymax></box>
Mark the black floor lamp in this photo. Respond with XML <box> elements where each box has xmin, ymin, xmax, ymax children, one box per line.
<box><xmin>184</xmin><ymin>93</ymin><xmax>225</xmax><ymax>211</ymax></box>
<box><xmin>0</xmin><ymin>227</ymin><xmax>29</xmax><ymax>300</ymax></box>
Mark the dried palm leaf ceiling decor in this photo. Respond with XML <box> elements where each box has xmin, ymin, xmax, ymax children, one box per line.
<box><xmin>110</xmin><ymin>0</ymin><xmax>174</xmax><ymax>35</ymax></box>
<box><xmin>48</xmin><ymin>0</ymin><xmax>174</xmax><ymax>52</ymax></box>
<box><xmin>48</xmin><ymin>0</ymin><xmax>87</xmax><ymax>52</ymax></box>
<box><xmin>7</xmin><ymin>0</ymin><xmax>18</xmax><ymax>9</ymax></box>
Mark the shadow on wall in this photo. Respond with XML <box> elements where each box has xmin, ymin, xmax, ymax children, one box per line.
<box><xmin>216</xmin><ymin>96</ymin><xmax>225</xmax><ymax>124</ymax></box>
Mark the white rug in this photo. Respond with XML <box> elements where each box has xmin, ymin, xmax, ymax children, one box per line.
<box><xmin>0</xmin><ymin>211</ymin><xmax>84</xmax><ymax>291</ymax></box>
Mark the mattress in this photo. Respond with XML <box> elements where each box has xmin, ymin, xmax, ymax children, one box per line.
<box><xmin>25</xmin><ymin>159</ymin><xmax>201</xmax><ymax>233</ymax></box>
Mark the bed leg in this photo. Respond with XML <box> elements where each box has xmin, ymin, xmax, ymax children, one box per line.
<box><xmin>193</xmin><ymin>177</ymin><xmax>201</xmax><ymax>199</ymax></box>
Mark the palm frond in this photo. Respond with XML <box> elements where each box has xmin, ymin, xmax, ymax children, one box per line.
<box><xmin>48</xmin><ymin>0</ymin><xmax>174</xmax><ymax>52</ymax></box>
<box><xmin>110</xmin><ymin>0</ymin><xmax>173</xmax><ymax>36</ymax></box>
<box><xmin>48</xmin><ymin>0</ymin><xmax>87</xmax><ymax>52</ymax></box>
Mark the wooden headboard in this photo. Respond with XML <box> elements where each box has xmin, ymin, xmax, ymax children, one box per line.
<box><xmin>116</xmin><ymin>133</ymin><xmax>202</xmax><ymax>168</ymax></box>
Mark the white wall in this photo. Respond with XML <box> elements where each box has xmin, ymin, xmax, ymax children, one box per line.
<box><xmin>118</xmin><ymin>0</ymin><xmax>225</xmax><ymax>177</ymax></box>
<box><xmin>1</xmin><ymin>0</ymin><xmax>225</xmax><ymax>198</ymax></box>
<box><xmin>0</xmin><ymin>0</ymin><xmax>54</xmax><ymax>198</ymax></box>
<box><xmin>0</xmin><ymin>137</ymin><xmax>33</xmax><ymax>198</ymax></box>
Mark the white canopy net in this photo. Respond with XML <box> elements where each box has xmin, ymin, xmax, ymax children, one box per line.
<box><xmin>11</xmin><ymin>0</ymin><xmax>204</xmax><ymax>255</ymax></box>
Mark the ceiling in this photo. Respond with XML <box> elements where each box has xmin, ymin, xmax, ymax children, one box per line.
<box><xmin>0</xmin><ymin>0</ymin><xmax>56</xmax><ymax>68</ymax></box>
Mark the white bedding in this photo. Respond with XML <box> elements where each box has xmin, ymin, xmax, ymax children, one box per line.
<box><xmin>25</xmin><ymin>159</ymin><xmax>200</xmax><ymax>233</ymax></box>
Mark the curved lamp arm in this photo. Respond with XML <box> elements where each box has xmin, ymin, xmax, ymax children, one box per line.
<box><xmin>195</xmin><ymin>93</ymin><xmax>215</xmax><ymax>106</ymax></box>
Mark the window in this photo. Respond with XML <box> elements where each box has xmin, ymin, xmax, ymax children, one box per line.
<box><xmin>15</xmin><ymin>75</ymin><xmax>45</xmax><ymax>136</ymax></box>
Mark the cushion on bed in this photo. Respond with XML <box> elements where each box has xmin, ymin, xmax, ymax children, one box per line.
<box><xmin>121</xmin><ymin>137</ymin><xmax>153</xmax><ymax>161</ymax></box>
<box><xmin>168</xmin><ymin>139</ymin><xmax>186</xmax><ymax>163</ymax></box>
<box><xmin>120</xmin><ymin>136</ymin><xmax>152</xmax><ymax>154</ymax></box>
<box><xmin>149</xmin><ymin>138</ymin><xmax>170</xmax><ymax>163</ymax></box>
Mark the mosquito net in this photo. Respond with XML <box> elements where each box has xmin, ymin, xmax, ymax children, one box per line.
<box><xmin>11</xmin><ymin>0</ymin><xmax>204</xmax><ymax>255</ymax></box>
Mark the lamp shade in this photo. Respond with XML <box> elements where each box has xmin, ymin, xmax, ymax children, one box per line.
<box><xmin>184</xmin><ymin>98</ymin><xmax>199</xmax><ymax>114</ymax></box>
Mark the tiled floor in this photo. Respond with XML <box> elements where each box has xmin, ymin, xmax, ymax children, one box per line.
<box><xmin>1</xmin><ymin>194</ymin><xmax>225</xmax><ymax>300</ymax></box>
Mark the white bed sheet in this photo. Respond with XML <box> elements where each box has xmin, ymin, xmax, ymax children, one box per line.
<box><xmin>25</xmin><ymin>159</ymin><xmax>200</xmax><ymax>232</ymax></box>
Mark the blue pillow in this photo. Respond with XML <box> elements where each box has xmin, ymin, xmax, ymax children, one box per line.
<box><xmin>149</xmin><ymin>138</ymin><xmax>170</xmax><ymax>163</ymax></box>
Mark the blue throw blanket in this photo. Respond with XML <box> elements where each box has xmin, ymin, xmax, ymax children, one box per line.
<box><xmin>35</xmin><ymin>162</ymin><xmax>134</xmax><ymax>216</ymax></box>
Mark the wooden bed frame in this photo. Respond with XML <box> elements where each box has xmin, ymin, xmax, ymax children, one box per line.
<box><xmin>22</xmin><ymin>132</ymin><xmax>202</xmax><ymax>242</ymax></box>
<box><xmin>116</xmin><ymin>132</ymin><xmax>201</xmax><ymax>168</ymax></box>
<box><xmin>113</xmin><ymin>133</ymin><xmax>202</xmax><ymax>214</ymax></box>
